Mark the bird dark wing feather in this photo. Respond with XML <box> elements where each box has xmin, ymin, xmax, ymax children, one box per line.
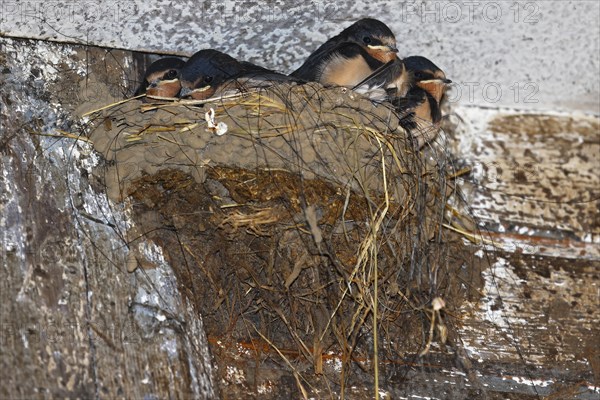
<box><xmin>394</xmin><ymin>88</ymin><xmax>443</xmax><ymax>148</ymax></box>
<box><xmin>290</xmin><ymin>33</ymin><xmax>348</xmax><ymax>80</ymax></box>
<box><xmin>352</xmin><ymin>58</ymin><xmax>402</xmax><ymax>92</ymax></box>
<box><xmin>393</xmin><ymin>88</ymin><xmax>427</xmax><ymax>131</ymax></box>
<box><xmin>239</xmin><ymin>63</ymin><xmax>303</xmax><ymax>83</ymax></box>
<box><xmin>392</xmin><ymin>89</ymin><xmax>425</xmax><ymax>111</ymax></box>
<box><xmin>348</xmin><ymin>57</ymin><xmax>401</xmax><ymax>102</ymax></box>
<box><xmin>218</xmin><ymin>63</ymin><xmax>303</xmax><ymax>95</ymax></box>
<box><xmin>239</xmin><ymin>61</ymin><xmax>276</xmax><ymax>74</ymax></box>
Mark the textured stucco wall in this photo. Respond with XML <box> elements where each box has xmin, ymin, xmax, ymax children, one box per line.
<box><xmin>1</xmin><ymin>0</ymin><xmax>599</xmax><ymax>113</ymax></box>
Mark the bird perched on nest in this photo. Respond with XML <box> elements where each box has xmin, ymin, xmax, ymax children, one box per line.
<box><xmin>134</xmin><ymin>57</ymin><xmax>186</xmax><ymax>98</ymax></box>
<box><xmin>290</xmin><ymin>18</ymin><xmax>409</xmax><ymax>100</ymax></box>
<box><xmin>393</xmin><ymin>56</ymin><xmax>451</xmax><ymax>148</ymax></box>
<box><xmin>178</xmin><ymin>49</ymin><xmax>299</xmax><ymax>100</ymax></box>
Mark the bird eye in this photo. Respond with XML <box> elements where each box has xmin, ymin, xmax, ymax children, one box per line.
<box><xmin>165</xmin><ymin>69</ymin><xmax>178</xmax><ymax>79</ymax></box>
<box><xmin>363</xmin><ymin>36</ymin><xmax>372</xmax><ymax>44</ymax></box>
<box><xmin>414</xmin><ymin>71</ymin><xmax>427</xmax><ymax>80</ymax></box>
<box><xmin>204</xmin><ymin>76</ymin><xmax>214</xmax><ymax>83</ymax></box>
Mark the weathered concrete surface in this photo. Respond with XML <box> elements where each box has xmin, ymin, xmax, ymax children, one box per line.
<box><xmin>448</xmin><ymin>107</ymin><xmax>600</xmax><ymax>258</ymax></box>
<box><xmin>0</xmin><ymin>38</ymin><xmax>216</xmax><ymax>399</ymax></box>
<box><xmin>1</xmin><ymin>1</ymin><xmax>599</xmax><ymax>113</ymax></box>
<box><xmin>445</xmin><ymin>106</ymin><xmax>600</xmax><ymax>399</ymax></box>
<box><xmin>459</xmin><ymin>253</ymin><xmax>599</xmax><ymax>383</ymax></box>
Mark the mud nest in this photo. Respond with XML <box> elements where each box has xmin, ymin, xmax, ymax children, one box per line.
<box><xmin>86</xmin><ymin>83</ymin><xmax>479</xmax><ymax>389</ymax></box>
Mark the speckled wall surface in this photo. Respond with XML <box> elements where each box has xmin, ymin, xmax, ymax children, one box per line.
<box><xmin>1</xmin><ymin>0</ymin><xmax>599</xmax><ymax>112</ymax></box>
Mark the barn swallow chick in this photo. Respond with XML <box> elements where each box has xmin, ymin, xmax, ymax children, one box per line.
<box><xmin>134</xmin><ymin>57</ymin><xmax>186</xmax><ymax>98</ymax></box>
<box><xmin>291</xmin><ymin>18</ymin><xmax>398</xmax><ymax>87</ymax></box>
<box><xmin>179</xmin><ymin>49</ymin><xmax>296</xmax><ymax>100</ymax></box>
<box><xmin>393</xmin><ymin>56</ymin><xmax>451</xmax><ymax>148</ymax></box>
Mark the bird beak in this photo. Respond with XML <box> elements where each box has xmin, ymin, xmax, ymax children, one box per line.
<box><xmin>191</xmin><ymin>86</ymin><xmax>212</xmax><ymax>95</ymax></box>
<box><xmin>421</xmin><ymin>78</ymin><xmax>452</xmax><ymax>85</ymax></box>
<box><xmin>158</xmin><ymin>78</ymin><xmax>180</xmax><ymax>86</ymax></box>
<box><xmin>179</xmin><ymin>85</ymin><xmax>212</xmax><ymax>99</ymax></box>
<box><xmin>148</xmin><ymin>77</ymin><xmax>179</xmax><ymax>88</ymax></box>
<box><xmin>367</xmin><ymin>44</ymin><xmax>399</xmax><ymax>53</ymax></box>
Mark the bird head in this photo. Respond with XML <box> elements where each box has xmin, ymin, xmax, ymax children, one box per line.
<box><xmin>345</xmin><ymin>18</ymin><xmax>399</xmax><ymax>63</ymax></box>
<box><xmin>136</xmin><ymin>57</ymin><xmax>185</xmax><ymax>98</ymax></box>
<box><xmin>404</xmin><ymin>56</ymin><xmax>451</xmax><ymax>102</ymax></box>
<box><xmin>179</xmin><ymin>49</ymin><xmax>242</xmax><ymax>100</ymax></box>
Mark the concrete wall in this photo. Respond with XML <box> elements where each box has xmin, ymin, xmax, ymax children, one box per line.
<box><xmin>1</xmin><ymin>0</ymin><xmax>599</xmax><ymax>113</ymax></box>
